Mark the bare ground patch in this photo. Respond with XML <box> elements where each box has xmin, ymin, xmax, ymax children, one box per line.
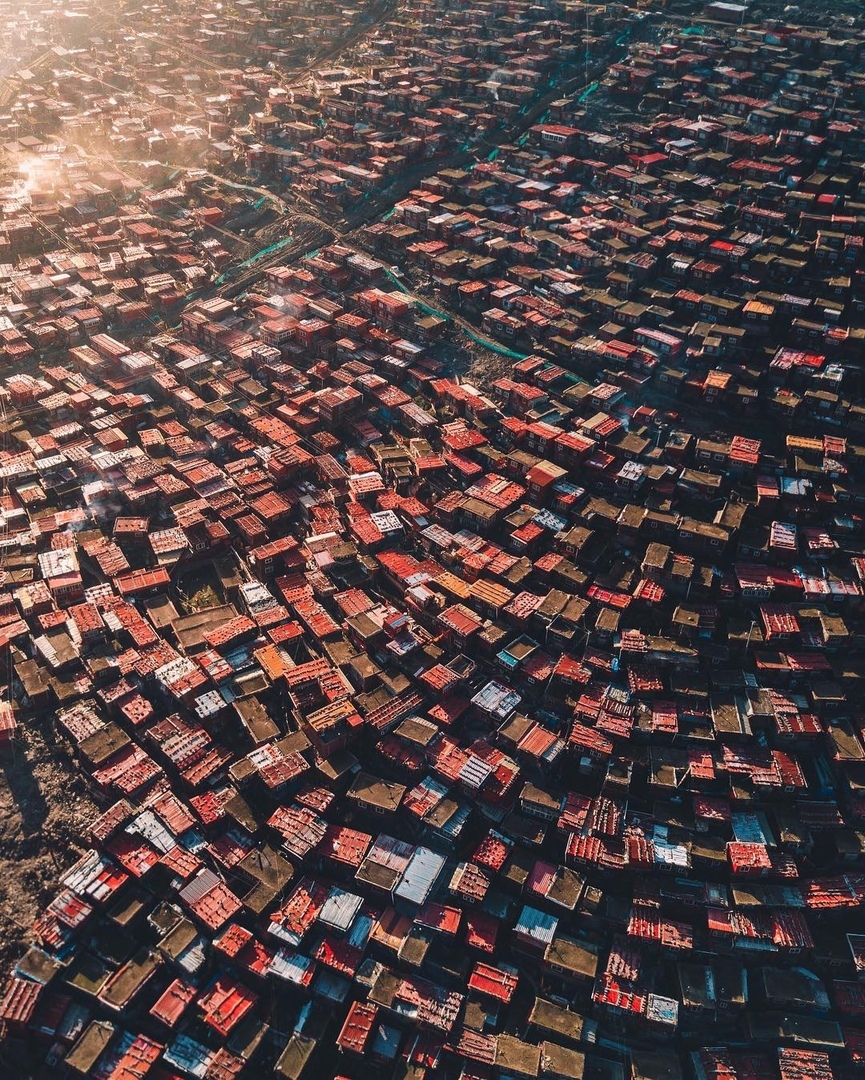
<box><xmin>0</xmin><ymin>716</ymin><xmax>98</xmax><ymax>970</ymax></box>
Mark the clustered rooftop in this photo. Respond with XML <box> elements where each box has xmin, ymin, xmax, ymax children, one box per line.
<box><xmin>2</xmin><ymin>0</ymin><xmax>865</xmax><ymax>1079</ymax></box>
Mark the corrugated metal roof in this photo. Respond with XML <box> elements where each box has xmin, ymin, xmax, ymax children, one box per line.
<box><xmin>394</xmin><ymin>848</ymin><xmax>447</xmax><ymax>905</ymax></box>
<box><xmin>318</xmin><ymin>888</ymin><xmax>364</xmax><ymax>932</ymax></box>
<box><xmin>514</xmin><ymin>904</ymin><xmax>558</xmax><ymax>945</ymax></box>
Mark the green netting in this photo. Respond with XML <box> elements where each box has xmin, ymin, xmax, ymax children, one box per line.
<box><xmin>383</xmin><ymin>269</ymin><xmax>527</xmax><ymax>359</ymax></box>
<box><xmin>416</xmin><ymin>300</ymin><xmax>447</xmax><ymax>318</ymax></box>
<box><xmin>463</xmin><ymin>330</ymin><xmax>527</xmax><ymax>359</ymax></box>
<box><xmin>214</xmin><ymin>235</ymin><xmax>294</xmax><ymax>284</ymax></box>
